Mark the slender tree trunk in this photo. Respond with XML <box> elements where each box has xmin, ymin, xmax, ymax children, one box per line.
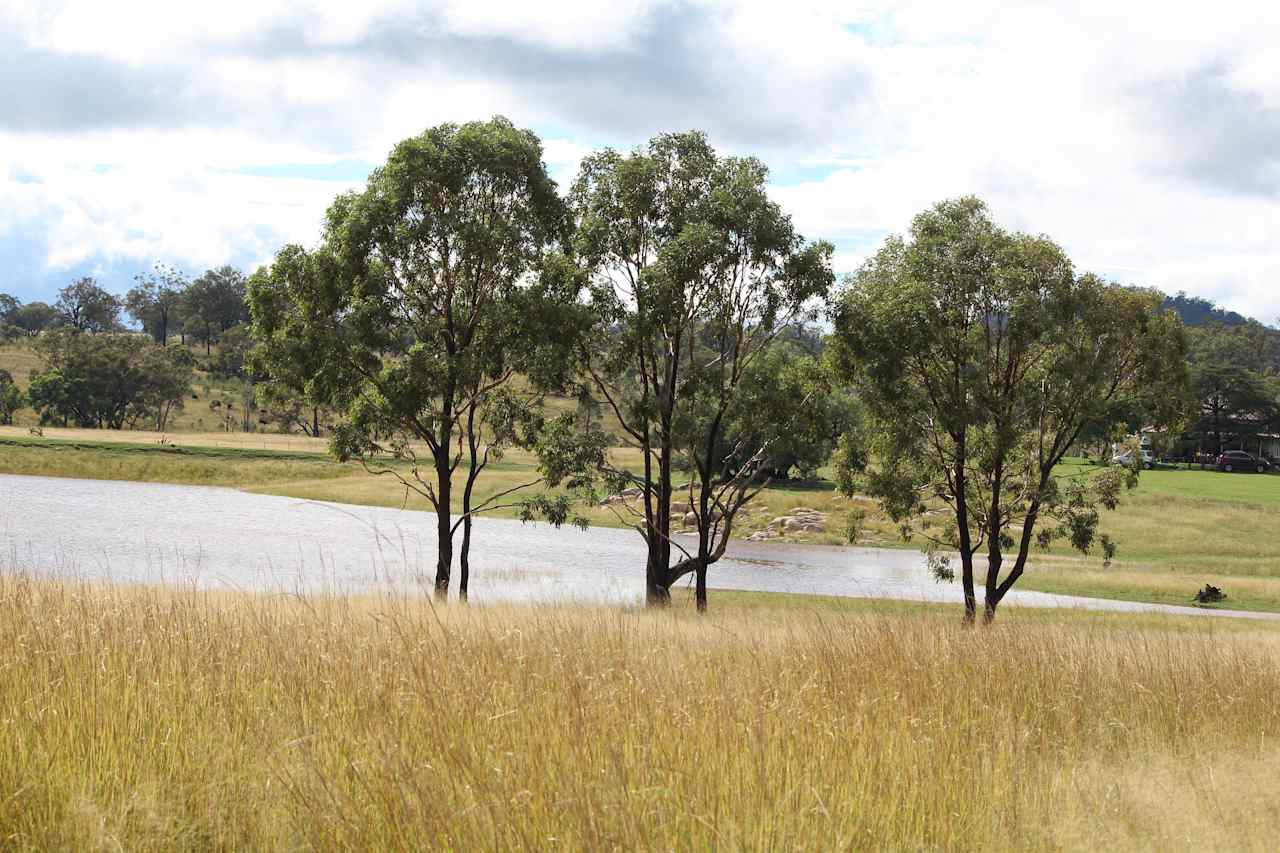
<box><xmin>953</xmin><ymin>435</ymin><xmax>977</xmax><ymax>624</ymax></box>
<box><xmin>459</xmin><ymin>515</ymin><xmax>472</xmax><ymax>603</ymax></box>
<box><xmin>459</xmin><ymin>402</ymin><xmax>480</xmax><ymax>604</ymax></box>
<box><xmin>434</xmin><ymin>447</ymin><xmax>452</xmax><ymax>600</ymax></box>
<box><xmin>647</xmin><ymin>382</ymin><xmax>677</xmax><ymax>605</ymax></box>
<box><xmin>694</xmin><ymin>485</ymin><xmax>710</xmax><ymax>613</ymax></box>
<box><xmin>650</xmin><ymin>430</ymin><xmax>674</xmax><ymax>603</ymax></box>
<box><xmin>311</xmin><ymin>406</ymin><xmax>320</xmax><ymax>439</ymax></box>
<box><xmin>986</xmin><ymin>519</ymin><xmax>1034</xmax><ymax>622</ymax></box>
<box><xmin>641</xmin><ymin>430</ymin><xmax>670</xmax><ymax>607</ymax></box>
<box><xmin>983</xmin><ymin>455</ymin><xmax>1005</xmax><ymax>623</ymax></box>
<box><xmin>696</xmin><ymin>493</ymin><xmax>711</xmax><ymax>613</ymax></box>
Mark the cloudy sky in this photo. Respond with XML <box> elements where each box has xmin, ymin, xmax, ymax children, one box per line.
<box><xmin>3</xmin><ymin>0</ymin><xmax>1278</xmax><ymax>321</ymax></box>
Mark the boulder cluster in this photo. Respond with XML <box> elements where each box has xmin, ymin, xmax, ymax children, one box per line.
<box><xmin>596</xmin><ymin>491</ymin><xmax>831</xmax><ymax>542</ymax></box>
<box><xmin>747</xmin><ymin>508</ymin><xmax>828</xmax><ymax>541</ymax></box>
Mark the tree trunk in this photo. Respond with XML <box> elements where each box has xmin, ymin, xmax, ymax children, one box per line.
<box><xmin>459</xmin><ymin>515</ymin><xmax>472</xmax><ymax>603</ymax></box>
<box><xmin>311</xmin><ymin>406</ymin><xmax>320</xmax><ymax>439</ymax></box>
<box><xmin>649</xmin><ymin>441</ymin><xmax>673</xmax><ymax>606</ymax></box>
<box><xmin>983</xmin><ymin>455</ymin><xmax>1005</xmax><ymax>623</ymax></box>
<box><xmin>434</xmin><ymin>450</ymin><xmax>452</xmax><ymax>600</ymax></box>
<box><xmin>695</xmin><ymin>466</ymin><xmax>712</xmax><ymax>613</ymax></box>
<box><xmin>953</xmin><ymin>435</ymin><xmax>977</xmax><ymax>624</ymax></box>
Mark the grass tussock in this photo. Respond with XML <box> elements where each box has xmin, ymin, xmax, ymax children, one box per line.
<box><xmin>1</xmin><ymin>577</ymin><xmax>1278</xmax><ymax>851</ymax></box>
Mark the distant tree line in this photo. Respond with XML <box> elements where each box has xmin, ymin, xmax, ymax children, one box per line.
<box><xmin>0</xmin><ymin>266</ymin><xmax>249</xmax><ymax>351</ymax></box>
<box><xmin>0</xmin><ymin>264</ymin><xmax>316</xmax><ymax>435</ymax></box>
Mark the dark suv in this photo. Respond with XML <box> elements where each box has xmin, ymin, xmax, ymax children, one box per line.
<box><xmin>1216</xmin><ymin>450</ymin><xmax>1271</xmax><ymax>473</ymax></box>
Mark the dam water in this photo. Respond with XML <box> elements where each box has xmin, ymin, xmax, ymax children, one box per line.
<box><xmin>0</xmin><ymin>473</ymin><xmax>1269</xmax><ymax>620</ymax></box>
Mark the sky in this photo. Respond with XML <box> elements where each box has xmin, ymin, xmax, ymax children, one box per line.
<box><xmin>2</xmin><ymin>0</ymin><xmax>1278</xmax><ymax>321</ymax></box>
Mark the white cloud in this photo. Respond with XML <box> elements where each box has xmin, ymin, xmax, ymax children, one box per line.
<box><xmin>1</xmin><ymin>0</ymin><xmax>1278</xmax><ymax>321</ymax></box>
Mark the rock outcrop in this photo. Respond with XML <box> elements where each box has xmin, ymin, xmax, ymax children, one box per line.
<box><xmin>748</xmin><ymin>508</ymin><xmax>829</xmax><ymax>541</ymax></box>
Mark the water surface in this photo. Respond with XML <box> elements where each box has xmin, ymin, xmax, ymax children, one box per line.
<box><xmin>0</xmin><ymin>474</ymin><xmax>1270</xmax><ymax>620</ymax></box>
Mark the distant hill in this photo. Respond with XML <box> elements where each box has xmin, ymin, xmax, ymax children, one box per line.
<box><xmin>1162</xmin><ymin>293</ymin><xmax>1255</xmax><ymax>328</ymax></box>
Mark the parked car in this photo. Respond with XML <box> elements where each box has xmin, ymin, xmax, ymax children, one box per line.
<box><xmin>1216</xmin><ymin>450</ymin><xmax>1271</xmax><ymax>473</ymax></box>
<box><xmin>1111</xmin><ymin>448</ymin><xmax>1154</xmax><ymax>469</ymax></box>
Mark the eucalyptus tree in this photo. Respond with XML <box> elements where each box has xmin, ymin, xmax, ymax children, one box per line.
<box><xmin>0</xmin><ymin>370</ymin><xmax>22</xmax><ymax>424</ymax></box>
<box><xmin>14</xmin><ymin>302</ymin><xmax>57</xmax><ymax>335</ymax></box>
<box><xmin>830</xmin><ymin>197</ymin><xmax>1187</xmax><ymax>623</ymax></box>
<box><xmin>570</xmin><ymin>131</ymin><xmax>833</xmax><ymax>609</ymax></box>
<box><xmin>185</xmin><ymin>267</ymin><xmax>248</xmax><ymax>354</ymax></box>
<box><xmin>716</xmin><ymin>340</ymin><xmax>860</xmax><ymax>481</ymax></box>
<box><xmin>27</xmin><ymin>331</ymin><xmax>193</xmax><ymax>429</ymax></box>
<box><xmin>127</xmin><ymin>263</ymin><xmax>188</xmax><ymax>345</ymax></box>
<box><xmin>56</xmin><ymin>277</ymin><xmax>121</xmax><ymax>333</ymax></box>
<box><xmin>249</xmin><ymin>117</ymin><xmax>602</xmax><ymax>600</ymax></box>
<box><xmin>1187</xmin><ymin>329</ymin><xmax>1276</xmax><ymax>453</ymax></box>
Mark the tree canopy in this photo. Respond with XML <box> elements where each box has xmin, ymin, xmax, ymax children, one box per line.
<box><xmin>569</xmin><ymin>130</ymin><xmax>833</xmax><ymax>609</ymax></box>
<box><xmin>831</xmin><ymin>197</ymin><xmax>1188</xmax><ymax>622</ymax></box>
<box><xmin>56</xmin><ymin>277</ymin><xmax>121</xmax><ymax>333</ymax></box>
<box><xmin>249</xmin><ymin>116</ymin><xmax>603</xmax><ymax>600</ymax></box>
<box><xmin>127</xmin><ymin>264</ymin><xmax>188</xmax><ymax>346</ymax></box>
<box><xmin>28</xmin><ymin>331</ymin><xmax>194</xmax><ymax>430</ymax></box>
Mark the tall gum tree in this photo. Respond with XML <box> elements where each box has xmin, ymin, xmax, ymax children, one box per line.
<box><xmin>569</xmin><ymin>131</ymin><xmax>833</xmax><ymax>609</ymax></box>
<box><xmin>126</xmin><ymin>264</ymin><xmax>187</xmax><ymax>346</ymax></box>
<box><xmin>249</xmin><ymin>117</ymin><xmax>601</xmax><ymax>600</ymax></box>
<box><xmin>831</xmin><ymin>197</ymin><xmax>1188</xmax><ymax>623</ymax></box>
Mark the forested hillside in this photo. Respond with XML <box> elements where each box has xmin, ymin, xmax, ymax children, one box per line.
<box><xmin>1163</xmin><ymin>292</ymin><xmax>1259</xmax><ymax>328</ymax></box>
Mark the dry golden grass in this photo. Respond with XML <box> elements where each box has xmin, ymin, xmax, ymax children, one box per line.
<box><xmin>1</xmin><ymin>576</ymin><xmax>1278</xmax><ymax>851</ymax></box>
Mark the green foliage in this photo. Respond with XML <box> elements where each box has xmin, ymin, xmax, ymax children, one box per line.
<box><xmin>570</xmin><ymin>130</ymin><xmax>834</xmax><ymax>603</ymax></box>
<box><xmin>0</xmin><ymin>369</ymin><xmax>22</xmax><ymax>425</ymax></box>
<box><xmin>249</xmin><ymin>117</ymin><xmax>602</xmax><ymax>594</ymax></box>
<box><xmin>842</xmin><ymin>508</ymin><xmax>867</xmax><ymax>545</ymax></box>
<box><xmin>55</xmin><ymin>277</ymin><xmax>121</xmax><ymax>333</ymax></box>
<box><xmin>127</xmin><ymin>264</ymin><xmax>188</xmax><ymax>346</ymax></box>
<box><xmin>715</xmin><ymin>341</ymin><xmax>860</xmax><ymax>479</ymax></box>
<box><xmin>13</xmin><ymin>301</ymin><xmax>57</xmax><ymax>335</ymax></box>
<box><xmin>830</xmin><ymin>196</ymin><xmax>1188</xmax><ymax>620</ymax></box>
<box><xmin>182</xmin><ymin>266</ymin><xmax>247</xmax><ymax>353</ymax></box>
<box><xmin>1186</xmin><ymin>324</ymin><xmax>1277</xmax><ymax>452</ymax></box>
<box><xmin>209</xmin><ymin>324</ymin><xmax>253</xmax><ymax>380</ymax></box>
<box><xmin>27</xmin><ymin>332</ymin><xmax>194</xmax><ymax>430</ymax></box>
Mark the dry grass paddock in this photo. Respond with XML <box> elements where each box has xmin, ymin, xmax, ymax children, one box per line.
<box><xmin>1</xmin><ymin>576</ymin><xmax>1278</xmax><ymax>851</ymax></box>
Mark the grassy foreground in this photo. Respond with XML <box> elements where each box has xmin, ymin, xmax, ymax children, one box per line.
<box><xmin>2</xmin><ymin>577</ymin><xmax>1279</xmax><ymax>850</ymax></box>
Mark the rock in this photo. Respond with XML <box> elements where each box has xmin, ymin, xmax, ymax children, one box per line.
<box><xmin>599</xmin><ymin>489</ymin><xmax>645</xmax><ymax>507</ymax></box>
<box><xmin>683</xmin><ymin>511</ymin><xmax>698</xmax><ymax>526</ymax></box>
